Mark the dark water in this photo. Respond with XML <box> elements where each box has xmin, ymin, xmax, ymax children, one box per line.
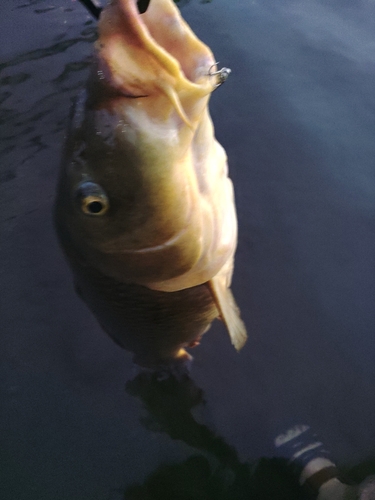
<box><xmin>1</xmin><ymin>0</ymin><xmax>375</xmax><ymax>498</ymax></box>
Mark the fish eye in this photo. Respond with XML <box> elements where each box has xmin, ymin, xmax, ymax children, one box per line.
<box><xmin>75</xmin><ymin>181</ymin><xmax>109</xmax><ymax>216</ymax></box>
<box><xmin>82</xmin><ymin>196</ymin><xmax>108</xmax><ymax>215</ymax></box>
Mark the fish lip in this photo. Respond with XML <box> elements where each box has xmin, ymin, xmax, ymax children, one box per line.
<box><xmin>96</xmin><ymin>0</ymin><xmax>216</xmax><ymax>98</ymax></box>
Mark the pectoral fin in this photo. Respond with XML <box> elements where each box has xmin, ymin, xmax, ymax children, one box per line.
<box><xmin>208</xmin><ymin>276</ymin><xmax>247</xmax><ymax>351</ymax></box>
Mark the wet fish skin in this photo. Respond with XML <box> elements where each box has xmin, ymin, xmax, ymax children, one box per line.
<box><xmin>55</xmin><ymin>0</ymin><xmax>246</xmax><ymax>368</ymax></box>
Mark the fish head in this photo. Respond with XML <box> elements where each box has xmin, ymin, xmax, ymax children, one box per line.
<box><xmin>55</xmin><ymin>0</ymin><xmax>234</xmax><ymax>286</ymax></box>
<box><xmin>95</xmin><ymin>0</ymin><xmax>218</xmax><ymax>126</ymax></box>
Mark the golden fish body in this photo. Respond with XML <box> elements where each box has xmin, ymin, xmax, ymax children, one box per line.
<box><xmin>55</xmin><ymin>0</ymin><xmax>246</xmax><ymax>368</ymax></box>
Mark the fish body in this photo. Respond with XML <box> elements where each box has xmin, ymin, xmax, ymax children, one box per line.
<box><xmin>55</xmin><ymin>0</ymin><xmax>246</xmax><ymax>368</ymax></box>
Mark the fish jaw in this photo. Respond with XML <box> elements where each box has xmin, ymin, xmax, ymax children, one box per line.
<box><xmin>96</xmin><ymin>0</ymin><xmax>217</xmax><ymax>126</ymax></box>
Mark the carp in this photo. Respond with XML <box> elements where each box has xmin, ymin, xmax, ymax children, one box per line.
<box><xmin>54</xmin><ymin>0</ymin><xmax>247</xmax><ymax>368</ymax></box>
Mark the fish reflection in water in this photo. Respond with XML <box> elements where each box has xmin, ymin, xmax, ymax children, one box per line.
<box><xmin>122</xmin><ymin>372</ymin><xmax>375</xmax><ymax>500</ymax></box>
<box><xmin>123</xmin><ymin>372</ymin><xmax>303</xmax><ymax>500</ymax></box>
<box><xmin>55</xmin><ymin>0</ymin><xmax>247</xmax><ymax>369</ymax></box>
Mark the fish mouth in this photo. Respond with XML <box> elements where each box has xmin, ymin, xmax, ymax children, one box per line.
<box><xmin>136</xmin><ymin>0</ymin><xmax>151</xmax><ymax>14</ymax></box>
<box><xmin>96</xmin><ymin>0</ymin><xmax>217</xmax><ymax>123</ymax></box>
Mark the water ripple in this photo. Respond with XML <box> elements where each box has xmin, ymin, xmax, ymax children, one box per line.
<box><xmin>0</xmin><ymin>3</ymin><xmax>96</xmax><ymax>186</ymax></box>
<box><xmin>0</xmin><ymin>30</ymin><xmax>97</xmax><ymax>72</ymax></box>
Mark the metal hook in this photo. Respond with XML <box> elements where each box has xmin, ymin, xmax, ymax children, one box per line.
<box><xmin>208</xmin><ymin>62</ymin><xmax>232</xmax><ymax>89</ymax></box>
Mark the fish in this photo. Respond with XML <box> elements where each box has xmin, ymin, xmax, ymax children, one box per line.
<box><xmin>54</xmin><ymin>0</ymin><xmax>247</xmax><ymax>369</ymax></box>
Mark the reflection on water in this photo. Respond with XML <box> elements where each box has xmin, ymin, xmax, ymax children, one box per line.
<box><xmin>124</xmin><ymin>373</ymin><xmax>375</xmax><ymax>499</ymax></box>
<box><xmin>125</xmin><ymin>456</ymin><xmax>302</xmax><ymax>500</ymax></box>
<box><xmin>126</xmin><ymin>373</ymin><xmax>240</xmax><ymax>466</ymax></box>
<box><xmin>121</xmin><ymin>372</ymin><xmax>375</xmax><ymax>499</ymax></box>
<box><xmin>125</xmin><ymin>372</ymin><xmax>302</xmax><ymax>500</ymax></box>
